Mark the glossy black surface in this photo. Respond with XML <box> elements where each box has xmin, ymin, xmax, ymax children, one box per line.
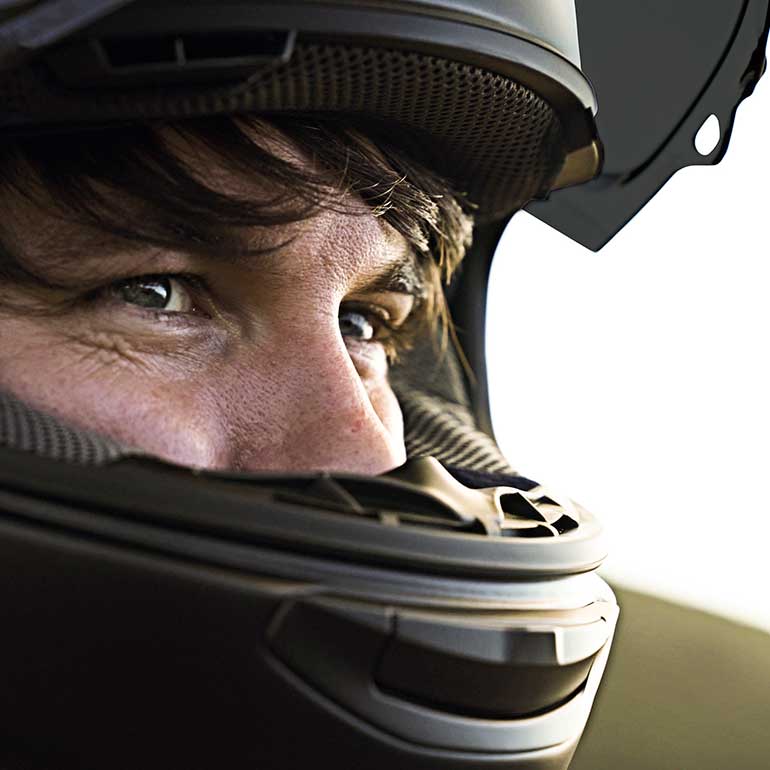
<box><xmin>528</xmin><ymin>0</ymin><xmax>770</xmax><ymax>250</ymax></box>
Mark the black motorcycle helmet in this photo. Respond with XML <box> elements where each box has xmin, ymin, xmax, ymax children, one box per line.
<box><xmin>0</xmin><ymin>2</ymin><xmax>766</xmax><ymax>769</ymax></box>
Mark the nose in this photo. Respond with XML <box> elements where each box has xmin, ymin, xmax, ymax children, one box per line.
<box><xmin>220</xmin><ymin>325</ymin><xmax>407</xmax><ymax>475</ymax></box>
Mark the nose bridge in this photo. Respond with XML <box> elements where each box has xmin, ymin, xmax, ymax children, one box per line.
<box><xmin>223</xmin><ymin>324</ymin><xmax>405</xmax><ymax>474</ymax></box>
<box><xmin>302</xmin><ymin>338</ymin><xmax>375</xmax><ymax>426</ymax></box>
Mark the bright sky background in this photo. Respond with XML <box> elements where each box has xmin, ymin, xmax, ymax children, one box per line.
<box><xmin>487</xmin><ymin>78</ymin><xmax>770</xmax><ymax>633</ymax></box>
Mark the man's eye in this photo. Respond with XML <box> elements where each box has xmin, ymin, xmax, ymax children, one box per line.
<box><xmin>339</xmin><ymin>309</ymin><xmax>377</xmax><ymax>341</ymax></box>
<box><xmin>111</xmin><ymin>276</ymin><xmax>195</xmax><ymax>313</ymax></box>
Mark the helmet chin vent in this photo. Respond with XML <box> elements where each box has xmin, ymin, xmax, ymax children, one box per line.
<box><xmin>101</xmin><ymin>30</ymin><xmax>292</xmax><ymax>70</ymax></box>
<box><xmin>215</xmin><ymin>456</ymin><xmax>584</xmax><ymax>540</ymax></box>
<box><xmin>57</xmin><ymin>30</ymin><xmax>297</xmax><ymax>86</ymax></box>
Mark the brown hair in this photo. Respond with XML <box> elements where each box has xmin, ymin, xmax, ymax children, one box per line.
<box><xmin>0</xmin><ymin>114</ymin><xmax>475</xmax><ymax>348</ymax></box>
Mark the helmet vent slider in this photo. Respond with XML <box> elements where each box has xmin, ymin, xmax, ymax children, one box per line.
<box><xmin>47</xmin><ymin>29</ymin><xmax>296</xmax><ymax>87</ymax></box>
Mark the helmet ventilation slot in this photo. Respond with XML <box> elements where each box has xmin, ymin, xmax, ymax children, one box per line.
<box><xmin>215</xmin><ymin>458</ymin><xmax>583</xmax><ymax>539</ymax></box>
<box><xmin>100</xmin><ymin>31</ymin><xmax>293</xmax><ymax>69</ymax></box>
<box><xmin>47</xmin><ymin>30</ymin><xmax>295</xmax><ymax>87</ymax></box>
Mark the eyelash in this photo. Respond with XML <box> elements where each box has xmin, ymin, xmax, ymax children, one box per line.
<box><xmin>359</xmin><ymin>306</ymin><xmax>421</xmax><ymax>363</ymax></box>
<box><xmin>342</xmin><ymin>301</ymin><xmax>394</xmax><ymax>333</ymax></box>
<box><xmin>85</xmin><ymin>273</ymin><xmax>209</xmax><ymax>317</ymax></box>
<box><xmin>88</xmin><ymin>273</ymin><xmax>422</xmax><ymax>359</ymax></box>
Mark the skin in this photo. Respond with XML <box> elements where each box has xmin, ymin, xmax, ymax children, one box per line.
<box><xmin>0</xmin><ymin>141</ymin><xmax>422</xmax><ymax>475</ymax></box>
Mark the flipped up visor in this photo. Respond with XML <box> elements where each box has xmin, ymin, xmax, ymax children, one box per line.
<box><xmin>528</xmin><ymin>0</ymin><xmax>770</xmax><ymax>250</ymax></box>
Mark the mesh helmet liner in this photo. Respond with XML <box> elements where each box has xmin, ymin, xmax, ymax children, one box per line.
<box><xmin>0</xmin><ymin>391</ymin><xmax>130</xmax><ymax>466</ymax></box>
<box><xmin>0</xmin><ymin>0</ymin><xmax>601</xmax><ymax>220</ymax></box>
<box><xmin>2</xmin><ymin>44</ymin><xmax>566</xmax><ymax>219</ymax></box>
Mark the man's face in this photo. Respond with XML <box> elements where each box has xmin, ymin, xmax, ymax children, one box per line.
<box><xmin>0</xmin><ymin>132</ymin><xmax>421</xmax><ymax>475</ymax></box>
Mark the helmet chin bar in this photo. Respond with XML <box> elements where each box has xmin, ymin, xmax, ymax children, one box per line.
<box><xmin>0</xmin><ymin>445</ymin><xmax>617</xmax><ymax>770</ymax></box>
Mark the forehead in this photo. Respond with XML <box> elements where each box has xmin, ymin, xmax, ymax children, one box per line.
<box><xmin>0</xmin><ymin>123</ymin><xmax>414</xmax><ymax>289</ymax></box>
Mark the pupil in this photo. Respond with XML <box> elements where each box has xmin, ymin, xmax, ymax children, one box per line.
<box><xmin>119</xmin><ymin>277</ymin><xmax>171</xmax><ymax>309</ymax></box>
<box><xmin>339</xmin><ymin>310</ymin><xmax>374</xmax><ymax>340</ymax></box>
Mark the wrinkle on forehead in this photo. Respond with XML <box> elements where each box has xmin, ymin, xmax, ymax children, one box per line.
<box><xmin>0</xmin><ymin>127</ymin><xmax>417</xmax><ymax>295</ymax></box>
<box><xmin>286</xmin><ymin>203</ymin><xmax>412</xmax><ymax>285</ymax></box>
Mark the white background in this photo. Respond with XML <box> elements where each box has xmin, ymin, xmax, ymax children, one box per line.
<box><xmin>487</xmin><ymin>79</ymin><xmax>770</xmax><ymax>633</ymax></box>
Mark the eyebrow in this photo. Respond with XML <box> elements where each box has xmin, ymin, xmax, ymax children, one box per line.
<box><xmin>4</xmin><ymin>219</ymin><xmax>429</xmax><ymax>307</ymax></box>
<box><xmin>350</xmin><ymin>251</ymin><xmax>427</xmax><ymax>300</ymax></box>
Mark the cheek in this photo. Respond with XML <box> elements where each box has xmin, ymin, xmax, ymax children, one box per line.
<box><xmin>345</xmin><ymin>339</ymin><xmax>389</xmax><ymax>379</ymax></box>
<box><xmin>0</xmin><ymin>314</ymin><xmax>407</xmax><ymax>472</ymax></box>
<box><xmin>346</xmin><ymin>341</ymin><xmax>403</xmax><ymax>434</ymax></box>
<box><xmin>0</xmin><ymin>317</ymin><xmax>227</xmax><ymax>467</ymax></box>
<box><xmin>365</xmin><ymin>376</ymin><xmax>405</xmax><ymax>446</ymax></box>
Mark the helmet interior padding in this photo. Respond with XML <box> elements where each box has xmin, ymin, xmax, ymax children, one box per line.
<box><xmin>1</xmin><ymin>43</ymin><xmax>567</xmax><ymax>220</ymax></box>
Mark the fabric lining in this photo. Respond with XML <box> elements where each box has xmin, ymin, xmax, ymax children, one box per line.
<box><xmin>0</xmin><ymin>387</ymin><xmax>516</xmax><ymax>475</ymax></box>
<box><xmin>0</xmin><ymin>42</ymin><xmax>566</xmax><ymax>220</ymax></box>
<box><xmin>0</xmin><ymin>391</ymin><xmax>131</xmax><ymax>465</ymax></box>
